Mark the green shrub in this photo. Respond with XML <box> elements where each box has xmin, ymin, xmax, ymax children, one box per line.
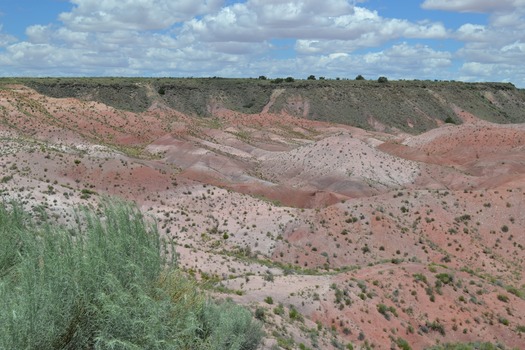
<box><xmin>435</xmin><ymin>273</ymin><xmax>454</xmax><ymax>285</ymax></box>
<box><xmin>377</xmin><ymin>303</ymin><xmax>390</xmax><ymax>320</ymax></box>
<box><xmin>0</xmin><ymin>200</ymin><xmax>262</xmax><ymax>350</ymax></box>
<box><xmin>497</xmin><ymin>294</ymin><xmax>509</xmax><ymax>303</ymax></box>
<box><xmin>426</xmin><ymin>320</ymin><xmax>446</xmax><ymax>336</ymax></box>
<box><xmin>498</xmin><ymin>317</ymin><xmax>509</xmax><ymax>326</ymax></box>
<box><xmin>255</xmin><ymin>307</ymin><xmax>265</xmax><ymax>321</ymax></box>
<box><xmin>413</xmin><ymin>273</ymin><xmax>428</xmax><ymax>284</ymax></box>
<box><xmin>505</xmin><ymin>286</ymin><xmax>524</xmax><ymax>298</ymax></box>
<box><xmin>425</xmin><ymin>342</ymin><xmax>502</xmax><ymax>349</ymax></box>
<box><xmin>396</xmin><ymin>337</ymin><xmax>412</xmax><ymax>350</ymax></box>
<box><xmin>273</xmin><ymin>303</ymin><xmax>285</xmax><ymax>315</ymax></box>
<box><xmin>0</xmin><ymin>175</ymin><xmax>13</xmax><ymax>183</ymax></box>
<box><xmin>289</xmin><ymin>306</ymin><xmax>304</xmax><ymax>322</ymax></box>
<box><xmin>198</xmin><ymin>299</ymin><xmax>264</xmax><ymax>349</ymax></box>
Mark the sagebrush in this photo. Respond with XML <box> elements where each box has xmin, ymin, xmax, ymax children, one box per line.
<box><xmin>0</xmin><ymin>200</ymin><xmax>262</xmax><ymax>349</ymax></box>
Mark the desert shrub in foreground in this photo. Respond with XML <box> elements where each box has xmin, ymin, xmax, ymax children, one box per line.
<box><xmin>0</xmin><ymin>200</ymin><xmax>262</xmax><ymax>350</ymax></box>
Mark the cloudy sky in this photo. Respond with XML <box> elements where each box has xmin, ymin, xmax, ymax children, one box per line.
<box><xmin>1</xmin><ymin>0</ymin><xmax>524</xmax><ymax>86</ymax></box>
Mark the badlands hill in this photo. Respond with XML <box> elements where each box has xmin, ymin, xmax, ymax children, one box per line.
<box><xmin>1</xmin><ymin>78</ymin><xmax>525</xmax><ymax>350</ymax></box>
<box><xmin>12</xmin><ymin>77</ymin><xmax>525</xmax><ymax>133</ymax></box>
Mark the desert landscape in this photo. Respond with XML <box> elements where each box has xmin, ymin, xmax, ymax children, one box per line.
<box><xmin>1</xmin><ymin>78</ymin><xmax>525</xmax><ymax>349</ymax></box>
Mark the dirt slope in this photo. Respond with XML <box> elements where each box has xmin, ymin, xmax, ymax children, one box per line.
<box><xmin>1</xmin><ymin>81</ymin><xmax>525</xmax><ymax>350</ymax></box>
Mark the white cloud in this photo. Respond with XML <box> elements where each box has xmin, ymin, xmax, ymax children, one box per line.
<box><xmin>293</xmin><ymin>17</ymin><xmax>447</xmax><ymax>55</ymax></box>
<box><xmin>59</xmin><ymin>0</ymin><xmax>224</xmax><ymax>32</ymax></box>
<box><xmin>420</xmin><ymin>0</ymin><xmax>525</xmax><ymax>86</ymax></box>
<box><xmin>184</xmin><ymin>3</ymin><xmax>447</xmax><ymax>46</ymax></box>
<box><xmin>362</xmin><ymin>43</ymin><xmax>452</xmax><ymax>75</ymax></box>
<box><xmin>0</xmin><ymin>0</ymin><xmax>524</xmax><ymax>87</ymax></box>
<box><xmin>455</xmin><ymin>23</ymin><xmax>490</xmax><ymax>41</ymax></box>
<box><xmin>454</xmin><ymin>32</ymin><xmax>525</xmax><ymax>83</ymax></box>
<box><xmin>0</xmin><ymin>25</ymin><xmax>17</xmax><ymax>47</ymax></box>
<box><xmin>252</xmin><ymin>0</ymin><xmax>353</xmax><ymax>25</ymax></box>
<box><xmin>1</xmin><ymin>0</ymin><xmax>450</xmax><ymax>77</ymax></box>
<box><xmin>459</xmin><ymin>61</ymin><xmax>525</xmax><ymax>85</ymax></box>
<box><xmin>491</xmin><ymin>11</ymin><xmax>523</xmax><ymax>27</ymax></box>
<box><xmin>502</xmin><ymin>41</ymin><xmax>525</xmax><ymax>54</ymax></box>
<box><xmin>26</xmin><ymin>25</ymin><xmax>55</xmax><ymax>44</ymax></box>
<box><xmin>243</xmin><ymin>42</ymin><xmax>453</xmax><ymax>80</ymax></box>
<box><xmin>1</xmin><ymin>41</ymin><xmax>84</xmax><ymax>69</ymax></box>
<box><xmin>421</xmin><ymin>0</ymin><xmax>525</xmax><ymax>13</ymax></box>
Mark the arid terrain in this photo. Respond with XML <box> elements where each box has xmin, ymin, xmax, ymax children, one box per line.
<box><xmin>1</xmin><ymin>78</ymin><xmax>525</xmax><ymax>349</ymax></box>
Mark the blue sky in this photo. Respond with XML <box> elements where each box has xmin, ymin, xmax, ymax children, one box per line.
<box><xmin>0</xmin><ymin>0</ymin><xmax>524</xmax><ymax>86</ymax></box>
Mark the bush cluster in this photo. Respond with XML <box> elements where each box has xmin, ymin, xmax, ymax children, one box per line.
<box><xmin>0</xmin><ymin>200</ymin><xmax>262</xmax><ymax>349</ymax></box>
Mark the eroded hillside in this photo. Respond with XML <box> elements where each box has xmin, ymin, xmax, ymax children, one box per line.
<box><xmin>6</xmin><ymin>77</ymin><xmax>525</xmax><ymax>133</ymax></box>
<box><xmin>1</xmin><ymin>80</ymin><xmax>525</xmax><ymax>350</ymax></box>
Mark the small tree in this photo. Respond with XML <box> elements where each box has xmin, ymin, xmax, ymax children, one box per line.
<box><xmin>285</xmin><ymin>76</ymin><xmax>295</xmax><ymax>82</ymax></box>
<box><xmin>258</xmin><ymin>75</ymin><xmax>267</xmax><ymax>80</ymax></box>
<box><xmin>307</xmin><ymin>75</ymin><xmax>316</xmax><ymax>80</ymax></box>
<box><xmin>355</xmin><ymin>75</ymin><xmax>365</xmax><ymax>80</ymax></box>
<box><xmin>378</xmin><ymin>76</ymin><xmax>388</xmax><ymax>83</ymax></box>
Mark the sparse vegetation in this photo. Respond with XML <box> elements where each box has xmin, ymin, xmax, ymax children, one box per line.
<box><xmin>426</xmin><ymin>320</ymin><xmax>446</xmax><ymax>336</ymax></box>
<box><xmin>435</xmin><ymin>273</ymin><xmax>454</xmax><ymax>285</ymax></box>
<box><xmin>396</xmin><ymin>337</ymin><xmax>412</xmax><ymax>350</ymax></box>
<box><xmin>7</xmin><ymin>77</ymin><xmax>521</xmax><ymax>133</ymax></box>
<box><xmin>377</xmin><ymin>303</ymin><xmax>397</xmax><ymax>320</ymax></box>
<box><xmin>497</xmin><ymin>294</ymin><xmax>510</xmax><ymax>303</ymax></box>
<box><xmin>0</xmin><ymin>175</ymin><xmax>13</xmax><ymax>183</ymax></box>
<box><xmin>1</xmin><ymin>76</ymin><xmax>525</xmax><ymax>350</ymax></box>
<box><xmin>426</xmin><ymin>342</ymin><xmax>509</xmax><ymax>350</ymax></box>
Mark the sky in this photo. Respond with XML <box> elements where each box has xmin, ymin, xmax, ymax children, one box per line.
<box><xmin>0</xmin><ymin>0</ymin><xmax>524</xmax><ymax>86</ymax></box>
